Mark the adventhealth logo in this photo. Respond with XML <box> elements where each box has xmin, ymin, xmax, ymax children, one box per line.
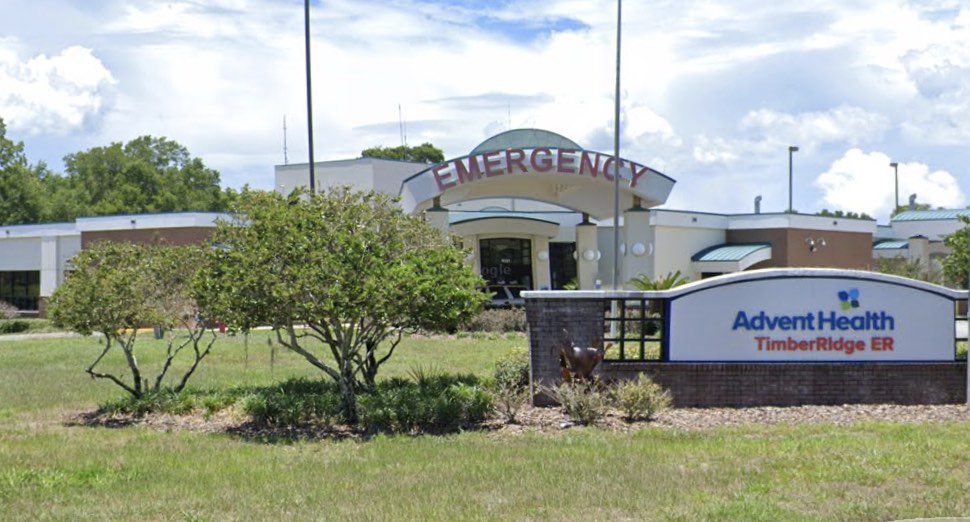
<box><xmin>838</xmin><ymin>288</ymin><xmax>860</xmax><ymax>311</ymax></box>
<box><xmin>732</xmin><ymin>289</ymin><xmax>895</xmax><ymax>332</ymax></box>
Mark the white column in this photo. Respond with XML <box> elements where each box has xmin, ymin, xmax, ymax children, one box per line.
<box><xmin>426</xmin><ymin>208</ymin><xmax>449</xmax><ymax>239</ymax></box>
<box><xmin>622</xmin><ymin>206</ymin><xmax>652</xmax><ymax>288</ymax></box>
<box><xmin>463</xmin><ymin>235</ymin><xmax>481</xmax><ymax>278</ymax></box>
<box><xmin>576</xmin><ymin>221</ymin><xmax>599</xmax><ymax>290</ymax></box>
<box><xmin>533</xmin><ymin>236</ymin><xmax>551</xmax><ymax>290</ymax></box>
<box><xmin>907</xmin><ymin>236</ymin><xmax>930</xmax><ymax>268</ymax></box>
<box><xmin>40</xmin><ymin>237</ymin><xmax>58</xmax><ymax>298</ymax></box>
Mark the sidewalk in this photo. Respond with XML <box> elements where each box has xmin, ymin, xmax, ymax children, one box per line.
<box><xmin>0</xmin><ymin>331</ymin><xmax>94</xmax><ymax>342</ymax></box>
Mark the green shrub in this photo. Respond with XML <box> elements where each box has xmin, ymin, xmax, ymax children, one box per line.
<box><xmin>241</xmin><ymin>378</ymin><xmax>342</xmax><ymax>427</ymax></box>
<box><xmin>611</xmin><ymin>374</ymin><xmax>672</xmax><ymax>421</ymax></box>
<box><xmin>493</xmin><ymin>346</ymin><xmax>530</xmax><ymax>389</ymax></box>
<box><xmin>200</xmin><ymin>391</ymin><xmax>243</xmax><ymax>418</ymax></box>
<box><xmin>0</xmin><ymin>320</ymin><xmax>30</xmax><ymax>334</ymax></box>
<box><xmin>493</xmin><ymin>381</ymin><xmax>531</xmax><ymax>423</ymax></box>
<box><xmin>463</xmin><ymin>308</ymin><xmax>526</xmax><ymax>333</ymax></box>
<box><xmin>358</xmin><ymin>374</ymin><xmax>493</xmax><ymax>433</ymax></box>
<box><xmin>489</xmin><ymin>347</ymin><xmax>531</xmax><ymax>423</ymax></box>
<box><xmin>99</xmin><ymin>389</ymin><xmax>199</xmax><ymax>416</ymax></box>
<box><xmin>545</xmin><ymin>380</ymin><xmax>609</xmax><ymax>425</ymax></box>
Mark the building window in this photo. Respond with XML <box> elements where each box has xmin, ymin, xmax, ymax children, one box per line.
<box><xmin>479</xmin><ymin>238</ymin><xmax>532</xmax><ymax>289</ymax></box>
<box><xmin>0</xmin><ymin>271</ymin><xmax>40</xmax><ymax>311</ymax></box>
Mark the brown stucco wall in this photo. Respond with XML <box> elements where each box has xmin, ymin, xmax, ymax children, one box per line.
<box><xmin>81</xmin><ymin>227</ymin><xmax>215</xmax><ymax>248</ymax></box>
<box><xmin>727</xmin><ymin>228</ymin><xmax>872</xmax><ymax>270</ymax></box>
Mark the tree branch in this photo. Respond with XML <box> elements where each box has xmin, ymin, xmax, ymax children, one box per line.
<box><xmin>274</xmin><ymin>325</ymin><xmax>341</xmax><ymax>381</ymax></box>
<box><xmin>86</xmin><ymin>336</ymin><xmax>140</xmax><ymax>398</ymax></box>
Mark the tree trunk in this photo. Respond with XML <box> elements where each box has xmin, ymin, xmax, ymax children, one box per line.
<box><xmin>339</xmin><ymin>377</ymin><xmax>358</xmax><ymax>424</ymax></box>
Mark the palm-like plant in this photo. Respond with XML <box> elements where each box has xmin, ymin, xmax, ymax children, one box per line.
<box><xmin>627</xmin><ymin>270</ymin><xmax>689</xmax><ymax>290</ymax></box>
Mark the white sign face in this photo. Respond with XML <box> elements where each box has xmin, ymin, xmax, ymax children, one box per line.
<box><xmin>668</xmin><ymin>275</ymin><xmax>956</xmax><ymax>361</ymax></box>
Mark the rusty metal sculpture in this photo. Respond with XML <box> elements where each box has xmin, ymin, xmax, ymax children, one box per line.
<box><xmin>557</xmin><ymin>329</ymin><xmax>610</xmax><ymax>382</ymax></box>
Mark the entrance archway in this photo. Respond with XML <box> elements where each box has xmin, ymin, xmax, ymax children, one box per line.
<box><xmin>399</xmin><ymin>129</ymin><xmax>676</xmax><ymax>289</ymax></box>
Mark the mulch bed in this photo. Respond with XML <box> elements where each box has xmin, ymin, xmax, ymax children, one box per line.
<box><xmin>67</xmin><ymin>403</ymin><xmax>970</xmax><ymax>441</ymax></box>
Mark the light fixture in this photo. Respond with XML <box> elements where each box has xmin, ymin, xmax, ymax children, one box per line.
<box><xmin>788</xmin><ymin>145</ymin><xmax>799</xmax><ymax>213</ymax></box>
<box><xmin>805</xmin><ymin>237</ymin><xmax>826</xmax><ymax>252</ymax></box>
<box><xmin>582</xmin><ymin>249</ymin><xmax>598</xmax><ymax>262</ymax></box>
<box><xmin>537</xmin><ymin>250</ymin><xmax>549</xmax><ymax>261</ymax></box>
<box><xmin>889</xmin><ymin>162</ymin><xmax>899</xmax><ymax>212</ymax></box>
<box><xmin>631</xmin><ymin>242</ymin><xmax>652</xmax><ymax>256</ymax></box>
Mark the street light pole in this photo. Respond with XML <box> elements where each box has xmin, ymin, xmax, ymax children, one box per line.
<box><xmin>611</xmin><ymin>0</ymin><xmax>622</xmax><ymax>290</ymax></box>
<box><xmin>787</xmin><ymin>145</ymin><xmax>799</xmax><ymax>213</ymax></box>
<box><xmin>304</xmin><ymin>0</ymin><xmax>316</xmax><ymax>193</ymax></box>
<box><xmin>889</xmin><ymin>162</ymin><xmax>899</xmax><ymax>213</ymax></box>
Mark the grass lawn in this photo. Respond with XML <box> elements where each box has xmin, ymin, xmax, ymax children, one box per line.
<box><xmin>2</xmin><ymin>331</ymin><xmax>970</xmax><ymax>520</ymax></box>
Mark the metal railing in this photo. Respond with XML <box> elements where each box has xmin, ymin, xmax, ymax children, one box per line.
<box><xmin>602</xmin><ymin>297</ymin><xmax>666</xmax><ymax>362</ymax></box>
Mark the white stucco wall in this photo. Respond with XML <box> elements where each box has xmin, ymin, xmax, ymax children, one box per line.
<box><xmin>0</xmin><ymin>224</ymin><xmax>81</xmax><ymax>306</ymax></box>
<box><xmin>889</xmin><ymin>220</ymin><xmax>964</xmax><ymax>241</ymax></box>
<box><xmin>275</xmin><ymin>158</ymin><xmax>425</xmax><ymax>197</ymax></box>
<box><xmin>53</xmin><ymin>236</ymin><xmax>81</xmax><ymax>294</ymax></box>
<box><xmin>0</xmin><ymin>238</ymin><xmax>42</xmax><ymax>270</ymax></box>
<box><xmin>653</xmin><ymin>225</ymin><xmax>727</xmax><ymax>281</ymax></box>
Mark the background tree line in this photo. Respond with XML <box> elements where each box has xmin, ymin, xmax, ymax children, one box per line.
<box><xmin>0</xmin><ymin>114</ymin><xmax>447</xmax><ymax>226</ymax></box>
<box><xmin>0</xmin><ymin>117</ymin><xmax>243</xmax><ymax>225</ymax></box>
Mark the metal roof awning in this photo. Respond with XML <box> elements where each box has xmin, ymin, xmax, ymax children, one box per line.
<box><xmin>873</xmin><ymin>240</ymin><xmax>909</xmax><ymax>251</ymax></box>
<box><xmin>691</xmin><ymin>243</ymin><xmax>772</xmax><ymax>273</ymax></box>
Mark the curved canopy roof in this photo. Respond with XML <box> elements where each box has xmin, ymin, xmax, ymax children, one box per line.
<box><xmin>470</xmin><ymin>129</ymin><xmax>583</xmax><ymax>155</ymax></box>
<box><xmin>400</xmin><ymin>129</ymin><xmax>675</xmax><ymax>219</ymax></box>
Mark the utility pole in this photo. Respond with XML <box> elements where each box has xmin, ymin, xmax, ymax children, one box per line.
<box><xmin>611</xmin><ymin>0</ymin><xmax>623</xmax><ymax>289</ymax></box>
<box><xmin>304</xmin><ymin>0</ymin><xmax>316</xmax><ymax>193</ymax></box>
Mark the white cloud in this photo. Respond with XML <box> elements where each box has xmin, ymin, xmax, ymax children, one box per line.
<box><xmin>740</xmin><ymin>106</ymin><xmax>891</xmax><ymax>149</ymax></box>
<box><xmin>814</xmin><ymin>149</ymin><xmax>965</xmax><ymax>219</ymax></box>
<box><xmin>0</xmin><ymin>44</ymin><xmax>115</xmax><ymax>135</ymax></box>
<box><xmin>689</xmin><ymin>106</ymin><xmax>889</xmax><ymax>167</ymax></box>
<box><xmin>3</xmin><ymin>0</ymin><xmax>970</xmax><ymax>220</ymax></box>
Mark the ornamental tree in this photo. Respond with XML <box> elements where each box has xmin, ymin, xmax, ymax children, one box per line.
<box><xmin>942</xmin><ymin>215</ymin><xmax>970</xmax><ymax>289</ymax></box>
<box><xmin>48</xmin><ymin>242</ymin><xmax>217</xmax><ymax>399</ymax></box>
<box><xmin>361</xmin><ymin>143</ymin><xmax>445</xmax><ymax>164</ymax></box>
<box><xmin>194</xmin><ymin>188</ymin><xmax>487</xmax><ymax>421</ymax></box>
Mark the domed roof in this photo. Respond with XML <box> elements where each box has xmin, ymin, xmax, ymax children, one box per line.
<box><xmin>470</xmin><ymin>129</ymin><xmax>583</xmax><ymax>155</ymax></box>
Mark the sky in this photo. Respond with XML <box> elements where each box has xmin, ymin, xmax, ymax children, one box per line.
<box><xmin>1</xmin><ymin>0</ymin><xmax>969</xmax><ymax>223</ymax></box>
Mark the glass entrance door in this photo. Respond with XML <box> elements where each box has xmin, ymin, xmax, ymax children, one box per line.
<box><xmin>479</xmin><ymin>238</ymin><xmax>532</xmax><ymax>289</ymax></box>
<box><xmin>549</xmin><ymin>242</ymin><xmax>577</xmax><ymax>289</ymax></box>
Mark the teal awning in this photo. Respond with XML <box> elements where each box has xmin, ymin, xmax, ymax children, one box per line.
<box><xmin>691</xmin><ymin>243</ymin><xmax>772</xmax><ymax>273</ymax></box>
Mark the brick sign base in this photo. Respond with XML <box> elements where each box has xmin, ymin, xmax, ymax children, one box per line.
<box><xmin>606</xmin><ymin>361</ymin><xmax>966</xmax><ymax>407</ymax></box>
<box><xmin>526</xmin><ymin>297</ymin><xmax>967</xmax><ymax>407</ymax></box>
